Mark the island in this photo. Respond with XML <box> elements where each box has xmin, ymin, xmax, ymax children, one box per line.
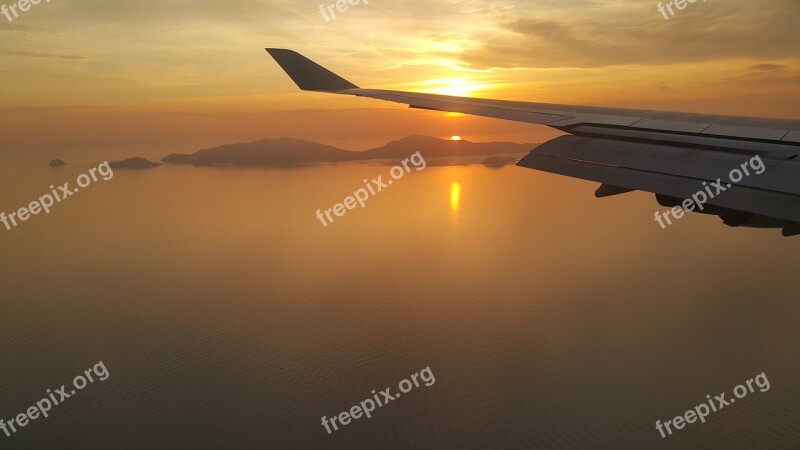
<box><xmin>109</xmin><ymin>157</ymin><xmax>162</xmax><ymax>169</ymax></box>
<box><xmin>482</xmin><ymin>156</ymin><xmax>519</xmax><ymax>168</ymax></box>
<box><xmin>161</xmin><ymin>135</ymin><xmax>536</xmax><ymax>168</ymax></box>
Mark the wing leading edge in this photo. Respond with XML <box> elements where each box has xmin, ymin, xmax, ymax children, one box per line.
<box><xmin>266</xmin><ymin>48</ymin><xmax>800</xmax><ymax>235</ymax></box>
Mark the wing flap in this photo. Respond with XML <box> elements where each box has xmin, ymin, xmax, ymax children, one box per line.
<box><xmin>517</xmin><ymin>137</ymin><xmax>800</xmax><ymax>223</ymax></box>
<box><xmin>519</xmin><ymin>153</ymin><xmax>800</xmax><ymax>223</ymax></box>
<box><xmin>531</xmin><ymin>136</ymin><xmax>800</xmax><ymax>196</ymax></box>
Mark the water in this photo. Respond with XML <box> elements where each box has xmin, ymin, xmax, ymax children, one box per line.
<box><xmin>0</xmin><ymin>154</ymin><xmax>798</xmax><ymax>449</ymax></box>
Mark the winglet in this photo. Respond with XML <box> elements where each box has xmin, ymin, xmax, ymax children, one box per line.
<box><xmin>265</xmin><ymin>48</ymin><xmax>359</xmax><ymax>92</ymax></box>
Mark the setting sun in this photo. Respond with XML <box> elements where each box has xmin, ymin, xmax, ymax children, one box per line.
<box><xmin>419</xmin><ymin>78</ymin><xmax>493</xmax><ymax>97</ymax></box>
<box><xmin>450</xmin><ymin>135</ymin><xmax>462</xmax><ymax>141</ymax></box>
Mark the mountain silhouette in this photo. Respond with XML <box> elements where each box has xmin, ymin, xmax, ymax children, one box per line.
<box><xmin>162</xmin><ymin>135</ymin><xmax>535</xmax><ymax>167</ymax></box>
<box><xmin>361</xmin><ymin>135</ymin><xmax>533</xmax><ymax>159</ymax></box>
<box><xmin>163</xmin><ymin>137</ymin><xmax>355</xmax><ymax>167</ymax></box>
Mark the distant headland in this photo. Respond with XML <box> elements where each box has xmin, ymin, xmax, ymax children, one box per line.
<box><xmin>50</xmin><ymin>136</ymin><xmax>536</xmax><ymax>169</ymax></box>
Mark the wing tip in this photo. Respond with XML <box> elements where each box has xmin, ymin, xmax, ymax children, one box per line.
<box><xmin>265</xmin><ymin>48</ymin><xmax>359</xmax><ymax>92</ymax></box>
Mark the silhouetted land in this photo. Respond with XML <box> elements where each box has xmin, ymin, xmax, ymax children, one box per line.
<box><xmin>109</xmin><ymin>157</ymin><xmax>163</xmax><ymax>169</ymax></box>
<box><xmin>162</xmin><ymin>135</ymin><xmax>535</xmax><ymax>167</ymax></box>
<box><xmin>482</xmin><ymin>156</ymin><xmax>519</xmax><ymax>168</ymax></box>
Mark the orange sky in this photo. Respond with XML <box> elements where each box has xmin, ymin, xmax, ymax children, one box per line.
<box><xmin>0</xmin><ymin>0</ymin><xmax>798</xmax><ymax>154</ymax></box>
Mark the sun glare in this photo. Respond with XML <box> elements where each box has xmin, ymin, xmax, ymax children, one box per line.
<box><xmin>450</xmin><ymin>135</ymin><xmax>462</xmax><ymax>141</ymax></box>
<box><xmin>450</xmin><ymin>182</ymin><xmax>461</xmax><ymax>211</ymax></box>
<box><xmin>420</xmin><ymin>78</ymin><xmax>492</xmax><ymax>97</ymax></box>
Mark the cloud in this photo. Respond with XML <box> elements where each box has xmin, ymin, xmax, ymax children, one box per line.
<box><xmin>720</xmin><ymin>63</ymin><xmax>800</xmax><ymax>85</ymax></box>
<box><xmin>0</xmin><ymin>23</ymin><xmax>34</xmax><ymax>31</ymax></box>
<box><xmin>0</xmin><ymin>0</ymin><xmax>797</xmax><ymax>115</ymax></box>
<box><xmin>750</xmin><ymin>63</ymin><xmax>787</xmax><ymax>72</ymax></box>
<box><xmin>652</xmin><ymin>82</ymin><xmax>670</xmax><ymax>90</ymax></box>
<box><xmin>0</xmin><ymin>50</ymin><xmax>86</xmax><ymax>59</ymax></box>
<box><xmin>21</xmin><ymin>0</ymin><xmax>298</xmax><ymax>24</ymax></box>
<box><xmin>457</xmin><ymin>0</ymin><xmax>800</xmax><ymax>69</ymax></box>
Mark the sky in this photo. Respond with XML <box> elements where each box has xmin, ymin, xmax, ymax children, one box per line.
<box><xmin>0</xmin><ymin>0</ymin><xmax>798</xmax><ymax>154</ymax></box>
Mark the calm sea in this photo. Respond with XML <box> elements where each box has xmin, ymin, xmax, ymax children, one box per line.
<box><xmin>0</xmin><ymin>152</ymin><xmax>798</xmax><ymax>449</ymax></box>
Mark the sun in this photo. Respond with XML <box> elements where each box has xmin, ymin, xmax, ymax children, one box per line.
<box><xmin>450</xmin><ymin>135</ymin><xmax>462</xmax><ymax>141</ymax></box>
<box><xmin>419</xmin><ymin>78</ymin><xmax>493</xmax><ymax>97</ymax></box>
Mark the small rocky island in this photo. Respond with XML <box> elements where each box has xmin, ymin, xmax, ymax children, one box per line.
<box><xmin>48</xmin><ymin>159</ymin><xmax>67</xmax><ymax>167</ymax></box>
<box><xmin>482</xmin><ymin>156</ymin><xmax>518</xmax><ymax>168</ymax></box>
<box><xmin>109</xmin><ymin>157</ymin><xmax>162</xmax><ymax>169</ymax></box>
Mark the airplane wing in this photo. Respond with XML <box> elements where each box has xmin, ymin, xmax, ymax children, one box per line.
<box><xmin>265</xmin><ymin>48</ymin><xmax>800</xmax><ymax>236</ymax></box>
